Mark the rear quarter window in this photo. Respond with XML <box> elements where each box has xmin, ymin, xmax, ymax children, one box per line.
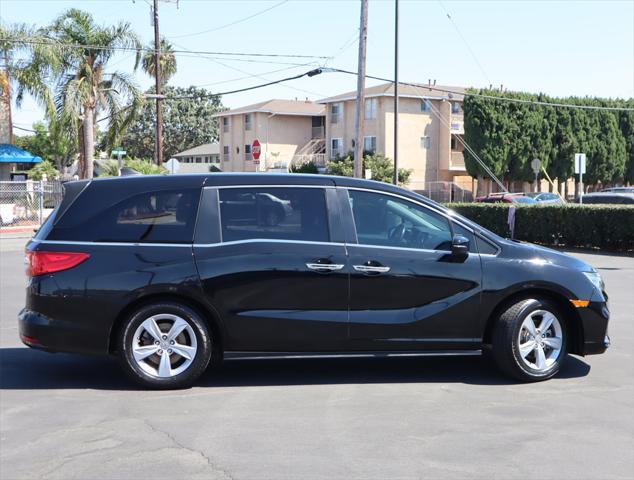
<box><xmin>48</xmin><ymin>188</ymin><xmax>200</xmax><ymax>243</ymax></box>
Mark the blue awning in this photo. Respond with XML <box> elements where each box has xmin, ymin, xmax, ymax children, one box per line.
<box><xmin>0</xmin><ymin>144</ymin><xmax>43</xmax><ymax>163</ymax></box>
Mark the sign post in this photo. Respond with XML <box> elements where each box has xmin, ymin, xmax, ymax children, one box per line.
<box><xmin>112</xmin><ymin>147</ymin><xmax>127</xmax><ymax>175</ymax></box>
<box><xmin>575</xmin><ymin>153</ymin><xmax>586</xmax><ymax>204</ymax></box>
<box><xmin>164</xmin><ymin>158</ymin><xmax>180</xmax><ymax>174</ymax></box>
<box><xmin>252</xmin><ymin>139</ymin><xmax>261</xmax><ymax>171</ymax></box>
<box><xmin>531</xmin><ymin>158</ymin><xmax>541</xmax><ymax>192</ymax></box>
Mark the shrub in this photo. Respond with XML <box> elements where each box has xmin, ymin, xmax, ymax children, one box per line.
<box><xmin>290</xmin><ymin>161</ymin><xmax>319</xmax><ymax>174</ymax></box>
<box><xmin>326</xmin><ymin>152</ymin><xmax>412</xmax><ymax>185</ymax></box>
<box><xmin>27</xmin><ymin>160</ymin><xmax>60</xmax><ymax>180</ymax></box>
<box><xmin>447</xmin><ymin>203</ymin><xmax>634</xmax><ymax>251</ymax></box>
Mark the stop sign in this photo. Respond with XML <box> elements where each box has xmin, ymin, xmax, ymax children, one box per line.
<box><xmin>252</xmin><ymin>139</ymin><xmax>261</xmax><ymax>161</ymax></box>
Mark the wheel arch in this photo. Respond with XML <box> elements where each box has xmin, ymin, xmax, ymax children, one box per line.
<box><xmin>482</xmin><ymin>288</ymin><xmax>584</xmax><ymax>355</ymax></box>
<box><xmin>108</xmin><ymin>293</ymin><xmax>225</xmax><ymax>360</ymax></box>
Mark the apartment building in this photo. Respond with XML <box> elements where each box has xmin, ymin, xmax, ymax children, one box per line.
<box><xmin>319</xmin><ymin>82</ymin><xmax>469</xmax><ymax>191</ymax></box>
<box><xmin>213</xmin><ymin>99</ymin><xmax>325</xmax><ymax>172</ymax></box>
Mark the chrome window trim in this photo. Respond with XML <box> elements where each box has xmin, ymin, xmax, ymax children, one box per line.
<box><xmin>344</xmin><ymin>186</ymin><xmax>501</xmax><ymax>256</ymax></box>
<box><xmin>33</xmin><ymin>239</ymin><xmax>193</xmax><ymax>248</ymax></box>
<box><xmin>212</xmin><ymin>184</ymin><xmax>335</xmax><ymax>190</ymax></box>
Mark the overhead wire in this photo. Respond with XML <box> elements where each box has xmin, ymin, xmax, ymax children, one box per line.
<box><xmin>167</xmin><ymin>0</ymin><xmax>289</xmax><ymax>39</ymax></box>
<box><xmin>328</xmin><ymin>68</ymin><xmax>634</xmax><ymax>112</ymax></box>
<box><xmin>0</xmin><ymin>37</ymin><xmax>329</xmax><ymax>60</ymax></box>
<box><xmin>437</xmin><ymin>0</ymin><xmax>492</xmax><ymax>85</ymax></box>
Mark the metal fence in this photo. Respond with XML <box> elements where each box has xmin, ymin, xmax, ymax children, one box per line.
<box><xmin>414</xmin><ymin>181</ymin><xmax>474</xmax><ymax>204</ymax></box>
<box><xmin>0</xmin><ymin>181</ymin><xmax>64</xmax><ymax>228</ymax></box>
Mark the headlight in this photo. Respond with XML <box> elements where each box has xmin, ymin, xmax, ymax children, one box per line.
<box><xmin>583</xmin><ymin>271</ymin><xmax>605</xmax><ymax>293</ymax></box>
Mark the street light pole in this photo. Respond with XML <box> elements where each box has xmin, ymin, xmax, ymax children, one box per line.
<box><xmin>353</xmin><ymin>0</ymin><xmax>368</xmax><ymax>178</ymax></box>
<box><xmin>392</xmin><ymin>0</ymin><xmax>399</xmax><ymax>185</ymax></box>
<box><xmin>153</xmin><ymin>0</ymin><xmax>164</xmax><ymax>166</ymax></box>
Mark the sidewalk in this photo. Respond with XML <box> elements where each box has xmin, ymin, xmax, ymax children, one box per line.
<box><xmin>0</xmin><ymin>226</ymin><xmax>37</xmax><ymax>237</ymax></box>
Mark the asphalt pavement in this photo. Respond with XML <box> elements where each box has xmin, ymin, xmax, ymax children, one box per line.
<box><xmin>1</xmin><ymin>236</ymin><xmax>633</xmax><ymax>480</ymax></box>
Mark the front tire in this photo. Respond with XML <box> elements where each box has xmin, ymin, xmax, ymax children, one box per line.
<box><xmin>492</xmin><ymin>298</ymin><xmax>566</xmax><ymax>382</ymax></box>
<box><xmin>118</xmin><ymin>302</ymin><xmax>213</xmax><ymax>389</ymax></box>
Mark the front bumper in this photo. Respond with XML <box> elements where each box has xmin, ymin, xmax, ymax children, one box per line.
<box><xmin>577</xmin><ymin>301</ymin><xmax>611</xmax><ymax>355</ymax></box>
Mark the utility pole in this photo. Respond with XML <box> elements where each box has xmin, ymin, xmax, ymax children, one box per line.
<box><xmin>153</xmin><ymin>0</ymin><xmax>164</xmax><ymax>166</ymax></box>
<box><xmin>392</xmin><ymin>0</ymin><xmax>399</xmax><ymax>185</ymax></box>
<box><xmin>353</xmin><ymin>0</ymin><xmax>369</xmax><ymax>178</ymax></box>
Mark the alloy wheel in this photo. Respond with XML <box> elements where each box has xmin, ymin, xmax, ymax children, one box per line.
<box><xmin>517</xmin><ymin>309</ymin><xmax>563</xmax><ymax>372</ymax></box>
<box><xmin>131</xmin><ymin>314</ymin><xmax>198</xmax><ymax>378</ymax></box>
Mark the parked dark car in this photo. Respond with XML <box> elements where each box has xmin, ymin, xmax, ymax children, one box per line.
<box><xmin>475</xmin><ymin>193</ymin><xmax>538</xmax><ymax>204</ymax></box>
<box><xmin>20</xmin><ymin>174</ymin><xmax>610</xmax><ymax>389</ymax></box>
<box><xmin>600</xmin><ymin>187</ymin><xmax>634</xmax><ymax>194</ymax></box>
<box><xmin>581</xmin><ymin>192</ymin><xmax>634</xmax><ymax>204</ymax></box>
<box><xmin>524</xmin><ymin>192</ymin><xmax>565</xmax><ymax>205</ymax></box>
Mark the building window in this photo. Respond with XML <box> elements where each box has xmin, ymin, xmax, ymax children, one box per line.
<box><xmin>365</xmin><ymin>98</ymin><xmax>377</xmax><ymax>120</ymax></box>
<box><xmin>223</xmin><ymin>145</ymin><xmax>230</xmax><ymax>162</ymax></box>
<box><xmin>451</xmin><ymin>136</ymin><xmax>458</xmax><ymax>150</ymax></box>
<box><xmin>421</xmin><ymin>99</ymin><xmax>432</xmax><ymax>112</ymax></box>
<box><xmin>330</xmin><ymin>138</ymin><xmax>343</xmax><ymax>159</ymax></box>
<box><xmin>244</xmin><ymin>144</ymin><xmax>253</xmax><ymax>161</ymax></box>
<box><xmin>244</xmin><ymin>114</ymin><xmax>252</xmax><ymax>130</ymax></box>
<box><xmin>211</xmin><ymin>155</ymin><xmax>219</xmax><ymax>163</ymax></box>
<box><xmin>363</xmin><ymin>136</ymin><xmax>376</xmax><ymax>153</ymax></box>
<box><xmin>451</xmin><ymin>102</ymin><xmax>461</xmax><ymax>114</ymax></box>
<box><xmin>222</xmin><ymin>117</ymin><xmax>230</xmax><ymax>133</ymax></box>
<box><xmin>195</xmin><ymin>157</ymin><xmax>202</xmax><ymax>163</ymax></box>
<box><xmin>420</xmin><ymin>136</ymin><xmax>431</xmax><ymax>149</ymax></box>
<box><xmin>331</xmin><ymin>103</ymin><xmax>342</xmax><ymax>124</ymax></box>
<box><xmin>204</xmin><ymin>156</ymin><xmax>209</xmax><ymax>163</ymax></box>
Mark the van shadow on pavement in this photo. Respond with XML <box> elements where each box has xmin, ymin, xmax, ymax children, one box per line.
<box><xmin>0</xmin><ymin>347</ymin><xmax>591</xmax><ymax>391</ymax></box>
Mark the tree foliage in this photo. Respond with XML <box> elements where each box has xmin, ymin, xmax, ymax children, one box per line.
<box><xmin>327</xmin><ymin>152</ymin><xmax>412</xmax><ymax>185</ymax></box>
<box><xmin>26</xmin><ymin>159</ymin><xmax>60</xmax><ymax>180</ymax></box>
<box><xmin>14</xmin><ymin>122</ymin><xmax>76</xmax><ymax>169</ymax></box>
<box><xmin>142</xmin><ymin>37</ymin><xmax>177</xmax><ymax>87</ymax></box>
<box><xmin>120</xmin><ymin>86</ymin><xmax>223</xmax><ymax>160</ymax></box>
<box><xmin>463</xmin><ymin>90</ymin><xmax>631</xmax><ymax>186</ymax></box>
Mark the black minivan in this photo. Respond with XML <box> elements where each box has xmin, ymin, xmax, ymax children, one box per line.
<box><xmin>20</xmin><ymin>174</ymin><xmax>610</xmax><ymax>389</ymax></box>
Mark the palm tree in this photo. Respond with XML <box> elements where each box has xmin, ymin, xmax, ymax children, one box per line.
<box><xmin>43</xmin><ymin>9</ymin><xmax>143</xmax><ymax>178</ymax></box>
<box><xmin>142</xmin><ymin>37</ymin><xmax>177</xmax><ymax>87</ymax></box>
<box><xmin>0</xmin><ymin>23</ymin><xmax>60</xmax><ymax>143</ymax></box>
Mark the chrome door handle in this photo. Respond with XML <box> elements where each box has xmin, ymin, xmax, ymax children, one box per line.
<box><xmin>306</xmin><ymin>263</ymin><xmax>345</xmax><ymax>272</ymax></box>
<box><xmin>353</xmin><ymin>265</ymin><xmax>391</xmax><ymax>273</ymax></box>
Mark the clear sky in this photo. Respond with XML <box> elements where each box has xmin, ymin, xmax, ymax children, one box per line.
<box><xmin>2</xmin><ymin>0</ymin><xmax>633</xmax><ymax>134</ymax></box>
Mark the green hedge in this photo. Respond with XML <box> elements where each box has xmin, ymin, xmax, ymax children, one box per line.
<box><xmin>446</xmin><ymin>203</ymin><xmax>634</xmax><ymax>251</ymax></box>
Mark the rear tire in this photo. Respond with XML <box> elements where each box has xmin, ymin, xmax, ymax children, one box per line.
<box><xmin>118</xmin><ymin>302</ymin><xmax>213</xmax><ymax>389</ymax></box>
<box><xmin>492</xmin><ymin>298</ymin><xmax>566</xmax><ymax>382</ymax></box>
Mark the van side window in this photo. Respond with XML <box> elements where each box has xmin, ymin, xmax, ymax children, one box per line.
<box><xmin>348</xmin><ymin>190</ymin><xmax>452</xmax><ymax>251</ymax></box>
<box><xmin>48</xmin><ymin>189</ymin><xmax>199</xmax><ymax>243</ymax></box>
<box><xmin>219</xmin><ymin>188</ymin><xmax>329</xmax><ymax>242</ymax></box>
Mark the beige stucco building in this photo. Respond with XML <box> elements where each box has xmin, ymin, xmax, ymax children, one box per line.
<box><xmin>319</xmin><ymin>82</ymin><xmax>470</xmax><ymax>191</ymax></box>
<box><xmin>213</xmin><ymin>99</ymin><xmax>325</xmax><ymax>172</ymax></box>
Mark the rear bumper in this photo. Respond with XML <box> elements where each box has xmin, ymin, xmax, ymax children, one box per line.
<box><xmin>577</xmin><ymin>301</ymin><xmax>611</xmax><ymax>355</ymax></box>
<box><xmin>18</xmin><ymin>308</ymin><xmax>106</xmax><ymax>355</ymax></box>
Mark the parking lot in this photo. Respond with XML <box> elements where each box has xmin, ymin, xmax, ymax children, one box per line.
<box><xmin>1</xmin><ymin>235</ymin><xmax>632</xmax><ymax>480</ymax></box>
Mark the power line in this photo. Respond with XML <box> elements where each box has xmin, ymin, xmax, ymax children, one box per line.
<box><xmin>170</xmin><ymin>40</ymin><xmax>327</xmax><ymax>97</ymax></box>
<box><xmin>0</xmin><ymin>37</ymin><xmax>330</xmax><ymax>59</ymax></box>
<box><xmin>168</xmin><ymin>0</ymin><xmax>289</xmax><ymax>39</ymax></box>
<box><xmin>329</xmin><ymin>68</ymin><xmax>634</xmax><ymax>112</ymax></box>
<box><xmin>437</xmin><ymin>0</ymin><xmax>492</xmax><ymax>85</ymax></box>
<box><xmin>159</xmin><ymin>68</ymin><xmax>324</xmax><ymax>99</ymax></box>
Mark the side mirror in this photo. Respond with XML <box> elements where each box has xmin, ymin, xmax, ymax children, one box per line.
<box><xmin>451</xmin><ymin>234</ymin><xmax>470</xmax><ymax>262</ymax></box>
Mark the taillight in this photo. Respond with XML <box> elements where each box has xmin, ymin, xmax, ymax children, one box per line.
<box><xmin>26</xmin><ymin>251</ymin><xmax>90</xmax><ymax>277</ymax></box>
